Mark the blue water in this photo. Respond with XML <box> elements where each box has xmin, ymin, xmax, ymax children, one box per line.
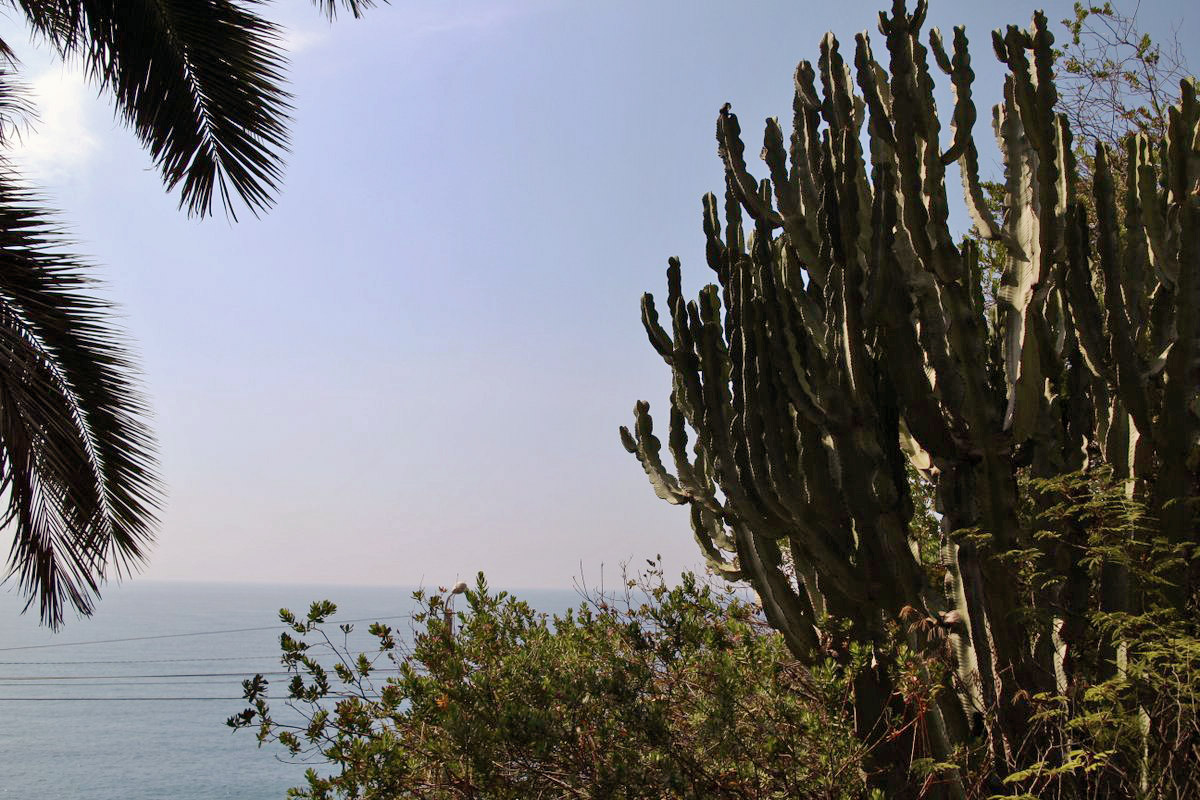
<box><xmin>0</xmin><ymin>581</ymin><xmax>579</xmax><ymax>799</ymax></box>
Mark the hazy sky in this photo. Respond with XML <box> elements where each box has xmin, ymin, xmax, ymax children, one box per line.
<box><xmin>0</xmin><ymin>0</ymin><xmax>1195</xmax><ymax>590</ymax></box>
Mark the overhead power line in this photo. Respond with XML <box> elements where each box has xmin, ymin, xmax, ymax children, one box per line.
<box><xmin>0</xmin><ymin>654</ymin><xmax>281</xmax><ymax>666</ymax></box>
<box><xmin>0</xmin><ymin>693</ymin><xmax>384</xmax><ymax>701</ymax></box>
<box><xmin>0</xmin><ymin>696</ymin><xmax>296</xmax><ymax>702</ymax></box>
<box><xmin>0</xmin><ymin>615</ymin><xmax>410</xmax><ymax>652</ymax></box>
<box><xmin>1</xmin><ymin>680</ymin><xmax>278</xmax><ymax>688</ymax></box>
<box><xmin>0</xmin><ymin>668</ymin><xmax>399</xmax><ymax>681</ymax></box>
<box><xmin>1</xmin><ymin>670</ymin><xmax>296</xmax><ymax>680</ymax></box>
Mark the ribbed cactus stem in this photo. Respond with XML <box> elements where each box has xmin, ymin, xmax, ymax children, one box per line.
<box><xmin>624</xmin><ymin>3</ymin><xmax>1200</xmax><ymax>793</ymax></box>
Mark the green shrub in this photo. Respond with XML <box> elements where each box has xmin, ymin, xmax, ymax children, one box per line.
<box><xmin>230</xmin><ymin>565</ymin><xmax>879</xmax><ymax>799</ymax></box>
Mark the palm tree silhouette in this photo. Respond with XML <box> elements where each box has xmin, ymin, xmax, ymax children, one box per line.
<box><xmin>0</xmin><ymin>0</ymin><xmax>374</xmax><ymax>626</ymax></box>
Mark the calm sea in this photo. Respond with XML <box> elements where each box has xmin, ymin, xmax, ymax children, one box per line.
<box><xmin>0</xmin><ymin>581</ymin><xmax>580</xmax><ymax>799</ymax></box>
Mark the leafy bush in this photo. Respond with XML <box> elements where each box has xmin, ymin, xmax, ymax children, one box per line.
<box><xmin>230</xmin><ymin>565</ymin><xmax>880</xmax><ymax>799</ymax></box>
<box><xmin>231</xmin><ymin>509</ymin><xmax>1200</xmax><ymax>799</ymax></box>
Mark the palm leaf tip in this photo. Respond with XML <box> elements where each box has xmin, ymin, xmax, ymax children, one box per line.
<box><xmin>312</xmin><ymin>0</ymin><xmax>381</xmax><ymax>21</ymax></box>
<box><xmin>0</xmin><ymin>183</ymin><xmax>161</xmax><ymax>629</ymax></box>
<box><xmin>18</xmin><ymin>0</ymin><xmax>294</xmax><ymax>219</ymax></box>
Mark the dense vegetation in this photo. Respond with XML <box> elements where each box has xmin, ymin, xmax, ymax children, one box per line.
<box><xmin>620</xmin><ymin>1</ymin><xmax>1198</xmax><ymax>795</ymax></box>
<box><xmin>230</xmin><ymin>567</ymin><xmax>873</xmax><ymax>799</ymax></box>
<box><xmin>231</xmin><ymin>2</ymin><xmax>1199</xmax><ymax>797</ymax></box>
<box><xmin>233</xmin><ymin>474</ymin><xmax>1199</xmax><ymax>798</ymax></box>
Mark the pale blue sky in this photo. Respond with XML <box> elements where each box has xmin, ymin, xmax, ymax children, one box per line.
<box><xmin>1</xmin><ymin>0</ymin><xmax>1195</xmax><ymax>590</ymax></box>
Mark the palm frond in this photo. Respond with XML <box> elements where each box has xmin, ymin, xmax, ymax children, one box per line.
<box><xmin>0</xmin><ymin>35</ymin><xmax>17</xmax><ymax>64</ymax></box>
<box><xmin>0</xmin><ymin>178</ymin><xmax>161</xmax><ymax>628</ymax></box>
<box><xmin>17</xmin><ymin>0</ymin><xmax>292</xmax><ymax>218</ymax></box>
<box><xmin>311</xmin><ymin>0</ymin><xmax>381</xmax><ymax>21</ymax></box>
<box><xmin>0</xmin><ymin>44</ymin><xmax>38</xmax><ymax>146</ymax></box>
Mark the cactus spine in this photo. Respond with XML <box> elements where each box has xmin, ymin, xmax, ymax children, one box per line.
<box><xmin>623</xmin><ymin>1</ymin><xmax>1199</xmax><ymax>793</ymax></box>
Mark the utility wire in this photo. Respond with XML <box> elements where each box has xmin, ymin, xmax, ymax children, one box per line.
<box><xmin>0</xmin><ymin>615</ymin><xmax>409</xmax><ymax>652</ymax></box>
<box><xmin>0</xmin><ymin>696</ymin><xmax>300</xmax><ymax>701</ymax></box>
<box><xmin>0</xmin><ymin>680</ymin><xmax>280</xmax><ymax>688</ymax></box>
<box><xmin>2</xmin><ymin>670</ymin><xmax>296</xmax><ymax>680</ymax></box>
<box><xmin>0</xmin><ymin>694</ymin><xmax>384</xmax><ymax>701</ymax></box>
<box><xmin>0</xmin><ymin>655</ymin><xmax>281</xmax><ymax>666</ymax></box>
<box><xmin>0</xmin><ymin>668</ymin><xmax>399</xmax><ymax>681</ymax></box>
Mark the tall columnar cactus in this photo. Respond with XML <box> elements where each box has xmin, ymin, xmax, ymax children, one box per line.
<box><xmin>622</xmin><ymin>1</ymin><xmax>1199</xmax><ymax>794</ymax></box>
